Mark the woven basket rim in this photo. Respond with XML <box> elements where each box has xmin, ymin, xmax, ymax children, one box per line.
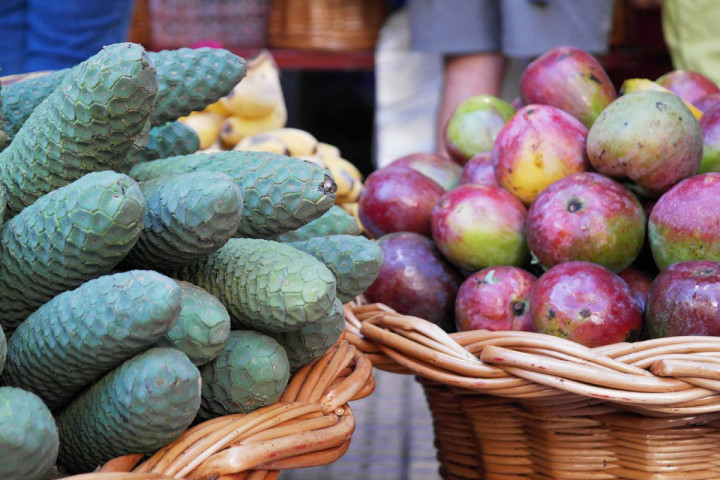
<box><xmin>344</xmin><ymin>298</ymin><xmax>720</xmax><ymax>417</ymax></box>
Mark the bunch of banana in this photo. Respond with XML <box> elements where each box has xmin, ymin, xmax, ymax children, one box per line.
<box><xmin>179</xmin><ymin>50</ymin><xmax>287</xmax><ymax>150</ymax></box>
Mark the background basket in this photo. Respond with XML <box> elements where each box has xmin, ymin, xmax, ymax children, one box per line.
<box><xmin>345</xmin><ymin>299</ymin><xmax>720</xmax><ymax>480</ymax></box>
<box><xmin>267</xmin><ymin>0</ymin><xmax>388</xmax><ymax>51</ymax></box>
<box><xmin>54</xmin><ymin>338</ymin><xmax>374</xmax><ymax>480</ymax></box>
<box><xmin>147</xmin><ymin>0</ymin><xmax>271</xmax><ymax>50</ymax></box>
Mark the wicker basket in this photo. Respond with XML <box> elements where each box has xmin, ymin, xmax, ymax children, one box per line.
<box><xmin>147</xmin><ymin>0</ymin><xmax>271</xmax><ymax>50</ymax></box>
<box><xmin>267</xmin><ymin>0</ymin><xmax>388</xmax><ymax>51</ymax></box>
<box><xmin>345</xmin><ymin>298</ymin><xmax>720</xmax><ymax>480</ymax></box>
<box><xmin>55</xmin><ymin>337</ymin><xmax>374</xmax><ymax>480</ymax></box>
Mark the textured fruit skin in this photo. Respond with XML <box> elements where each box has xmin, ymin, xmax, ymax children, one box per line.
<box><xmin>648</xmin><ymin>172</ymin><xmax>720</xmax><ymax>270</ymax></box>
<box><xmin>364</xmin><ymin>232</ymin><xmax>463</xmax><ymax>332</ymax></box>
<box><xmin>699</xmin><ymin>103</ymin><xmax>720</xmax><ymax>173</ymax></box>
<box><xmin>55</xmin><ymin>347</ymin><xmax>201</xmax><ymax>474</ymax></box>
<box><xmin>198</xmin><ymin>330</ymin><xmax>290</xmax><ymax>419</ymax></box>
<box><xmin>0</xmin><ymin>43</ymin><xmax>157</xmax><ymax>218</ymax></box>
<box><xmin>458</xmin><ymin>152</ymin><xmax>498</xmax><ymax>186</ymax></box>
<box><xmin>272</xmin><ymin>298</ymin><xmax>345</xmax><ymax>371</ymax></box>
<box><xmin>431</xmin><ymin>184</ymin><xmax>529</xmax><ymax>272</ymax></box>
<box><xmin>0</xmin><ymin>171</ymin><xmax>146</xmax><ymax>334</ymax></box>
<box><xmin>455</xmin><ymin>266</ymin><xmax>536</xmax><ymax>333</ymax></box>
<box><xmin>273</xmin><ymin>205</ymin><xmax>360</xmax><ymax>242</ymax></box>
<box><xmin>389</xmin><ymin>152</ymin><xmax>463</xmax><ymax>191</ymax></box>
<box><xmin>0</xmin><ymin>327</ymin><xmax>5</xmax><ymax>374</ymax></box>
<box><xmin>358</xmin><ymin>165</ymin><xmax>445</xmax><ymax>238</ymax></box>
<box><xmin>526</xmin><ymin>172</ymin><xmax>646</xmax><ymax>272</ymax></box>
<box><xmin>126</xmin><ymin>120</ymin><xmax>200</xmax><ymax>165</ymax></box>
<box><xmin>122</xmin><ymin>171</ymin><xmax>243</xmax><ymax>271</ymax></box>
<box><xmin>148</xmin><ymin>47</ymin><xmax>246</xmax><ymax>126</ymax></box>
<box><xmin>0</xmin><ymin>386</ymin><xmax>59</xmax><ymax>480</ymax></box>
<box><xmin>655</xmin><ymin>70</ymin><xmax>720</xmax><ymax>106</ymax></box>
<box><xmin>174</xmin><ymin>238</ymin><xmax>337</xmax><ymax>333</ymax></box>
<box><xmin>1</xmin><ymin>270</ymin><xmax>181</xmax><ymax>411</ymax></box>
<box><xmin>645</xmin><ymin>260</ymin><xmax>720</xmax><ymax>338</ymax></box>
<box><xmin>530</xmin><ymin>261</ymin><xmax>643</xmax><ymax>348</ymax></box>
<box><xmin>587</xmin><ymin>91</ymin><xmax>703</xmax><ymax>198</ymax></box>
<box><xmin>492</xmin><ymin>104</ymin><xmax>590</xmax><ymax>205</ymax></box>
<box><xmin>520</xmin><ymin>45</ymin><xmax>617</xmax><ymax>128</ymax></box>
<box><xmin>0</xmin><ymin>47</ymin><xmax>246</xmax><ymax>140</ymax></box>
<box><xmin>155</xmin><ymin>280</ymin><xmax>231</xmax><ymax>366</ymax></box>
<box><xmin>444</xmin><ymin>94</ymin><xmax>515</xmax><ymax>164</ymax></box>
<box><xmin>1</xmin><ymin>68</ymin><xmax>69</xmax><ymax>140</ymax></box>
<box><xmin>288</xmin><ymin>234</ymin><xmax>384</xmax><ymax>303</ymax></box>
<box><xmin>130</xmin><ymin>151</ymin><xmax>337</xmax><ymax>238</ymax></box>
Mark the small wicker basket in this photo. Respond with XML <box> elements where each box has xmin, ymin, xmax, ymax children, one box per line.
<box><xmin>345</xmin><ymin>298</ymin><xmax>720</xmax><ymax>480</ymax></box>
<box><xmin>55</xmin><ymin>337</ymin><xmax>374</xmax><ymax>480</ymax></box>
<box><xmin>267</xmin><ymin>0</ymin><xmax>388</xmax><ymax>51</ymax></box>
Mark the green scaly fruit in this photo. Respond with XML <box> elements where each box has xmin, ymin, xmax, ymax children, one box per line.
<box><xmin>1</xmin><ymin>270</ymin><xmax>181</xmax><ymax>411</ymax></box>
<box><xmin>0</xmin><ymin>171</ymin><xmax>146</xmax><ymax>334</ymax></box>
<box><xmin>198</xmin><ymin>330</ymin><xmax>290</xmax><ymax>419</ymax></box>
<box><xmin>0</xmin><ymin>386</ymin><xmax>59</xmax><ymax>480</ymax></box>
<box><xmin>271</xmin><ymin>297</ymin><xmax>345</xmax><ymax>371</ymax></box>
<box><xmin>155</xmin><ymin>281</ymin><xmax>231</xmax><ymax>366</ymax></box>
<box><xmin>0</xmin><ymin>46</ymin><xmax>246</xmax><ymax>140</ymax></box>
<box><xmin>173</xmin><ymin>238</ymin><xmax>337</xmax><ymax>334</ymax></box>
<box><xmin>126</xmin><ymin>120</ymin><xmax>201</xmax><ymax>166</ymax></box>
<box><xmin>288</xmin><ymin>234</ymin><xmax>384</xmax><ymax>303</ymax></box>
<box><xmin>122</xmin><ymin>171</ymin><xmax>243</xmax><ymax>272</ymax></box>
<box><xmin>273</xmin><ymin>204</ymin><xmax>361</xmax><ymax>242</ymax></box>
<box><xmin>55</xmin><ymin>347</ymin><xmax>201</xmax><ymax>474</ymax></box>
<box><xmin>130</xmin><ymin>150</ymin><xmax>337</xmax><ymax>238</ymax></box>
<box><xmin>0</xmin><ymin>42</ymin><xmax>157</xmax><ymax>218</ymax></box>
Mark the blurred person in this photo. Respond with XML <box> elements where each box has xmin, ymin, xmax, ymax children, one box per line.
<box><xmin>661</xmin><ymin>0</ymin><xmax>720</xmax><ymax>86</ymax></box>
<box><xmin>374</xmin><ymin>0</ymin><xmax>615</xmax><ymax>166</ymax></box>
<box><xmin>0</xmin><ymin>0</ymin><xmax>136</xmax><ymax>76</ymax></box>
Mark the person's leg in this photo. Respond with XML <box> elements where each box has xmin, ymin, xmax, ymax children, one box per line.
<box><xmin>25</xmin><ymin>0</ymin><xmax>136</xmax><ymax>72</ymax></box>
<box><xmin>407</xmin><ymin>0</ymin><xmax>503</xmax><ymax>156</ymax></box>
<box><xmin>0</xmin><ymin>0</ymin><xmax>29</xmax><ymax>76</ymax></box>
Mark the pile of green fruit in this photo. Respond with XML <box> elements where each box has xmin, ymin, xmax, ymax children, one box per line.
<box><xmin>0</xmin><ymin>42</ymin><xmax>383</xmax><ymax>479</ymax></box>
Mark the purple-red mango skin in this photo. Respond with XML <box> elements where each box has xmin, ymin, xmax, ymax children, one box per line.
<box><xmin>645</xmin><ymin>260</ymin><xmax>720</xmax><ymax>337</ymax></box>
<box><xmin>530</xmin><ymin>261</ymin><xmax>643</xmax><ymax>348</ymax></box>
<box><xmin>587</xmin><ymin>91</ymin><xmax>703</xmax><ymax>198</ymax></box>
<box><xmin>455</xmin><ymin>266</ymin><xmax>536</xmax><ymax>333</ymax></box>
<box><xmin>364</xmin><ymin>232</ymin><xmax>463</xmax><ymax>332</ymax></box>
<box><xmin>699</xmin><ymin>103</ymin><xmax>720</xmax><ymax>173</ymax></box>
<box><xmin>526</xmin><ymin>172</ymin><xmax>646</xmax><ymax>273</ymax></box>
<box><xmin>656</xmin><ymin>70</ymin><xmax>720</xmax><ymax>106</ymax></box>
<box><xmin>618</xmin><ymin>266</ymin><xmax>654</xmax><ymax>312</ymax></box>
<box><xmin>358</xmin><ymin>165</ymin><xmax>445</xmax><ymax>239</ymax></box>
<box><xmin>492</xmin><ymin>104</ymin><xmax>591</xmax><ymax>206</ymax></box>
<box><xmin>459</xmin><ymin>152</ymin><xmax>498</xmax><ymax>186</ymax></box>
<box><xmin>695</xmin><ymin>93</ymin><xmax>720</xmax><ymax>112</ymax></box>
<box><xmin>648</xmin><ymin>172</ymin><xmax>720</xmax><ymax>270</ymax></box>
<box><xmin>389</xmin><ymin>152</ymin><xmax>463</xmax><ymax>191</ymax></box>
<box><xmin>431</xmin><ymin>184</ymin><xmax>529</xmax><ymax>272</ymax></box>
<box><xmin>520</xmin><ymin>45</ymin><xmax>617</xmax><ymax>128</ymax></box>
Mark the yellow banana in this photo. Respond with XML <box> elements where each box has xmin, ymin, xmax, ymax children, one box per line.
<box><xmin>316</xmin><ymin>141</ymin><xmax>342</xmax><ymax>160</ymax></box>
<box><xmin>620</xmin><ymin>78</ymin><xmax>703</xmax><ymax>120</ymax></box>
<box><xmin>218</xmin><ymin>102</ymin><xmax>288</xmax><ymax>149</ymax></box>
<box><xmin>219</xmin><ymin>50</ymin><xmax>285</xmax><ymax>119</ymax></box>
<box><xmin>202</xmin><ymin>99</ymin><xmax>233</xmax><ymax>117</ymax></box>
<box><xmin>324</xmin><ymin>159</ymin><xmax>359</xmax><ymax>202</ymax></box>
<box><xmin>336</xmin><ymin>175</ymin><xmax>363</xmax><ymax>204</ymax></box>
<box><xmin>262</xmin><ymin>127</ymin><xmax>318</xmax><ymax>157</ymax></box>
<box><xmin>233</xmin><ymin>132</ymin><xmax>290</xmax><ymax>155</ymax></box>
<box><xmin>323</xmin><ymin>154</ymin><xmax>364</xmax><ymax>183</ymax></box>
<box><xmin>294</xmin><ymin>153</ymin><xmax>327</xmax><ymax>168</ymax></box>
<box><xmin>179</xmin><ymin>111</ymin><xmax>224</xmax><ymax>150</ymax></box>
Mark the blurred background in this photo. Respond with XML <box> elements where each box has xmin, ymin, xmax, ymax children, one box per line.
<box><xmin>124</xmin><ymin>0</ymin><xmax>673</xmax><ymax>177</ymax></box>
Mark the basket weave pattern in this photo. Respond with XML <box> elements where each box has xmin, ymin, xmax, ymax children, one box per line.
<box><xmin>345</xmin><ymin>299</ymin><xmax>720</xmax><ymax>480</ymax></box>
<box><xmin>58</xmin><ymin>338</ymin><xmax>374</xmax><ymax>480</ymax></box>
<box><xmin>268</xmin><ymin>0</ymin><xmax>387</xmax><ymax>51</ymax></box>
